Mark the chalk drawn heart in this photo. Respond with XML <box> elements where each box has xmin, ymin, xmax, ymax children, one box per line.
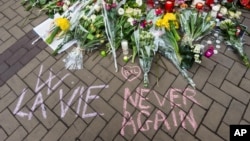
<box><xmin>121</xmin><ymin>66</ymin><xmax>141</xmax><ymax>82</ymax></box>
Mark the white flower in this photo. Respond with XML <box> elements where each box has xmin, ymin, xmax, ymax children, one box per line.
<box><xmin>125</xmin><ymin>7</ymin><xmax>133</xmax><ymax>15</ymax></box>
<box><xmin>136</xmin><ymin>0</ymin><xmax>142</xmax><ymax>6</ymax></box>
<box><xmin>64</xmin><ymin>0</ymin><xmax>70</xmax><ymax>5</ymax></box>
<box><xmin>118</xmin><ymin>8</ymin><xmax>124</xmax><ymax>15</ymax></box>
<box><xmin>127</xmin><ymin>17</ymin><xmax>134</xmax><ymax>25</ymax></box>
<box><xmin>94</xmin><ymin>4</ymin><xmax>101</xmax><ymax>12</ymax></box>
<box><xmin>63</xmin><ymin>4</ymin><xmax>68</xmax><ymax>11</ymax></box>
<box><xmin>220</xmin><ymin>7</ymin><xmax>227</xmax><ymax>15</ymax></box>
<box><xmin>90</xmin><ymin>15</ymin><xmax>96</xmax><ymax>22</ymax></box>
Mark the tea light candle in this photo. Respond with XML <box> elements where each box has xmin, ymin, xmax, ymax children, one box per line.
<box><xmin>165</xmin><ymin>1</ymin><xmax>174</xmax><ymax>13</ymax></box>
<box><xmin>121</xmin><ymin>40</ymin><xmax>129</xmax><ymax>55</ymax></box>
<box><xmin>204</xmin><ymin>46</ymin><xmax>214</xmax><ymax>58</ymax></box>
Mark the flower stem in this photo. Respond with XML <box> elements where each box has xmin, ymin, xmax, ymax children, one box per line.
<box><xmin>45</xmin><ymin>26</ymin><xmax>61</xmax><ymax>44</ymax></box>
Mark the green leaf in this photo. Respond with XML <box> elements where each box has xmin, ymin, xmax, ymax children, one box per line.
<box><xmin>39</xmin><ymin>0</ymin><xmax>47</xmax><ymax>5</ymax></box>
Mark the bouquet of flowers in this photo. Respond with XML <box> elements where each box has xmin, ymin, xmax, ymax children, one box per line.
<box><xmin>178</xmin><ymin>9</ymin><xmax>216</xmax><ymax>47</ymax></box>
<box><xmin>158</xmin><ymin>20</ymin><xmax>196</xmax><ymax>88</ymax></box>
<box><xmin>219</xmin><ymin>19</ymin><xmax>250</xmax><ymax>67</ymax></box>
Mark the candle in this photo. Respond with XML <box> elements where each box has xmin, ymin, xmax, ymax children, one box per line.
<box><xmin>121</xmin><ymin>40</ymin><xmax>129</xmax><ymax>55</ymax></box>
<box><xmin>165</xmin><ymin>1</ymin><xmax>174</xmax><ymax>13</ymax></box>
<box><xmin>147</xmin><ymin>0</ymin><xmax>154</xmax><ymax>8</ymax></box>
<box><xmin>195</xmin><ymin>2</ymin><xmax>203</xmax><ymax>10</ymax></box>
<box><xmin>204</xmin><ymin>46</ymin><xmax>214</xmax><ymax>58</ymax></box>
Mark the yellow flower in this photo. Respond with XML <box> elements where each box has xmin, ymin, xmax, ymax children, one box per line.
<box><xmin>55</xmin><ymin>17</ymin><xmax>70</xmax><ymax>31</ymax></box>
<box><xmin>156</xmin><ymin>13</ymin><xmax>179</xmax><ymax>29</ymax></box>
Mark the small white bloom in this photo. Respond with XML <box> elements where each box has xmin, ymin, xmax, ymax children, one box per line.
<box><xmin>63</xmin><ymin>4</ymin><xmax>68</xmax><ymax>11</ymax></box>
<box><xmin>90</xmin><ymin>15</ymin><xmax>96</xmax><ymax>22</ymax></box>
<box><xmin>213</xmin><ymin>50</ymin><xmax>218</xmax><ymax>54</ymax></box>
<box><xmin>220</xmin><ymin>7</ymin><xmax>227</xmax><ymax>15</ymax></box>
<box><xmin>136</xmin><ymin>0</ymin><xmax>142</xmax><ymax>6</ymax></box>
<box><xmin>94</xmin><ymin>4</ymin><xmax>101</xmax><ymax>12</ymax></box>
<box><xmin>125</xmin><ymin>7</ymin><xmax>133</xmax><ymax>15</ymax></box>
<box><xmin>118</xmin><ymin>8</ymin><xmax>124</xmax><ymax>15</ymax></box>
<box><xmin>127</xmin><ymin>17</ymin><xmax>134</xmax><ymax>25</ymax></box>
<box><xmin>65</xmin><ymin>0</ymin><xmax>70</xmax><ymax>5</ymax></box>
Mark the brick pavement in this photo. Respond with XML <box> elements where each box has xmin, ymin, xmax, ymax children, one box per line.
<box><xmin>1</xmin><ymin>1</ymin><xmax>250</xmax><ymax>141</ymax></box>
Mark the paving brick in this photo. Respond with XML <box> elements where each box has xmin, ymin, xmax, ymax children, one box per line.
<box><xmin>9</xmin><ymin>26</ymin><xmax>25</xmax><ymax>39</ymax></box>
<box><xmin>8</xmin><ymin>88</ymin><xmax>35</xmax><ymax>114</ymax></box>
<box><xmin>193</xmin><ymin>67</ymin><xmax>211</xmax><ymax>90</ymax></box>
<box><xmin>54</xmin><ymin>102</ymin><xmax>77</xmax><ymax>126</ymax></box>
<box><xmin>223</xmin><ymin>100</ymin><xmax>246</xmax><ymax>125</ymax></box>
<box><xmin>36</xmin><ymin>50</ymin><xmax>50</xmax><ymax>62</ymax></box>
<box><xmin>117</xmin><ymin>78</ymin><xmax>141</xmax><ymax>98</ymax></box>
<box><xmin>79</xmin><ymin>116</ymin><xmax>106</xmax><ymax>141</ymax></box>
<box><xmin>157</xmin><ymin>55</ymin><xmax>179</xmax><ymax>76</ymax></box>
<box><xmin>217</xmin><ymin>122</ymin><xmax>229</xmax><ymax>141</ymax></box>
<box><xmin>90</xmin><ymin>96</ymin><xmax>116</xmax><ymax>121</ymax></box>
<box><xmin>59</xmin><ymin>118</ymin><xmax>87</xmax><ymax>141</ymax></box>
<box><xmin>16</xmin><ymin>5</ymin><xmax>30</xmax><ymax>18</ymax></box>
<box><xmin>183</xmin><ymin>104</ymin><xmax>206</xmax><ymax>134</ymax></box>
<box><xmin>245</xmin><ymin>69</ymin><xmax>250</xmax><ymax>80</ymax></box>
<box><xmin>24</xmin><ymin>124</ymin><xmax>47</xmax><ymax>141</ymax></box>
<box><xmin>17</xmin><ymin>58</ymin><xmax>40</xmax><ymax>78</ymax></box>
<box><xmin>0</xmin><ymin>84</ymin><xmax>10</xmax><ymax>98</ymax></box>
<box><xmin>203</xmin><ymin>102</ymin><xmax>226</xmax><ymax>131</ymax></box>
<box><xmin>240</xmin><ymin>78</ymin><xmax>250</xmax><ymax>92</ymax></box>
<box><xmin>171</xmin><ymin>74</ymin><xmax>188</xmax><ymax>90</ymax></box>
<box><xmin>16</xmin><ymin>106</ymin><xmax>38</xmax><ymax>132</ymax></box>
<box><xmin>153</xmin><ymin>129</ymin><xmax>174</xmax><ymax>141</ymax></box>
<box><xmin>0</xmin><ymin>128</ymin><xmax>7</xmax><ymax>141</ymax></box>
<box><xmin>41</xmin><ymin>121</ymin><xmax>67</xmax><ymax>141</ymax></box>
<box><xmin>196</xmin><ymin>125</ymin><xmax>224</xmax><ymax>141</ymax></box>
<box><xmin>240</xmin><ymin>120</ymin><xmax>249</xmax><ymax>124</ymax></box>
<box><xmin>202</xmin><ymin>83</ymin><xmax>232</xmax><ymax>107</ymax></box>
<box><xmin>0</xmin><ymin>0</ymin><xmax>15</xmax><ymax>11</ymax></box>
<box><xmin>92</xmin><ymin>64</ymin><xmax>114</xmax><ymax>83</ymax></box>
<box><xmin>0</xmin><ymin>49</ymin><xmax>12</xmax><ymax>63</ymax></box>
<box><xmin>57</xmin><ymin>69</ymin><xmax>79</xmax><ymax>88</ymax></box>
<box><xmin>185</xmin><ymin>87</ymin><xmax>212</xmax><ymax>110</ymax></box>
<box><xmin>113</xmin><ymin>134</ymin><xmax>127</xmax><ymax>141</ymax></box>
<box><xmin>45</xmin><ymin>83</ymin><xmax>70</xmax><ymax>109</ymax></box>
<box><xmin>33</xmin><ymin>57</ymin><xmax>56</xmax><ymax>76</ymax></box>
<box><xmin>31</xmin><ymin>14</ymin><xmax>48</xmax><ymax>27</ymax></box>
<box><xmin>8</xmin><ymin>35</ymin><xmax>29</xmax><ymax>52</ymax></box>
<box><xmin>10</xmin><ymin>0</ymin><xmax>21</xmax><ymax>9</ymax></box>
<box><xmin>224</xmin><ymin>48</ymin><xmax>242</xmax><ymax>63</ymax></box>
<box><xmin>20</xmin><ymin>47</ymin><xmax>41</xmax><ymax>65</ymax></box>
<box><xmin>4</xmin><ymin>16</ymin><xmax>22</xmax><ymax>30</ymax></box>
<box><xmin>208</xmin><ymin>64</ymin><xmax>228</xmax><ymax>87</ymax></box>
<box><xmin>133</xmin><ymin>132</ymin><xmax>150</xmax><ymax>141</ymax></box>
<box><xmin>175</xmin><ymin>128</ymin><xmax>199</xmax><ymax>141</ymax></box>
<box><xmin>243</xmin><ymin>103</ymin><xmax>250</xmax><ymax>122</ymax></box>
<box><xmin>0</xmin><ymin>27</ymin><xmax>11</xmax><ymax>41</ymax></box>
<box><xmin>153</xmin><ymin>71</ymin><xmax>175</xmax><ymax>95</ymax></box>
<box><xmin>0</xmin><ymin>91</ymin><xmax>17</xmax><ymax>112</ymax></box>
<box><xmin>6</xmin><ymin>48</ymin><xmax>27</xmax><ymax>65</ymax></box>
<box><xmin>5</xmin><ymin>126</ymin><xmax>27</xmax><ymax>141</ymax></box>
<box><xmin>84</xmin><ymin>51</ymin><xmax>103</xmax><ymax>70</ymax></box>
<box><xmin>1</xmin><ymin>61</ymin><xmax>23</xmax><ymax>81</ymax></box>
<box><xmin>164</xmin><ymin>106</ymin><xmax>184</xmax><ymax>137</ymax></box>
<box><xmin>99</xmin><ymin>113</ymin><xmax>125</xmax><ymax>140</ymax></box>
<box><xmin>149</xmin><ymin>61</ymin><xmax>165</xmax><ymax>78</ymax></box>
<box><xmin>0</xmin><ymin>62</ymin><xmax>9</xmax><ymax>74</ymax></box>
<box><xmin>0</xmin><ymin>37</ymin><xmax>16</xmax><ymax>54</ymax></box>
<box><xmin>49</xmin><ymin>58</ymin><xmax>65</xmax><ymax>74</ymax></box>
<box><xmin>34</xmin><ymin>107</ymin><xmax>59</xmax><ymax>130</ymax></box>
<box><xmin>0</xmin><ymin>109</ymin><xmax>20</xmax><ymax>135</ymax></box>
<box><xmin>221</xmin><ymin>80</ymin><xmax>250</xmax><ymax>104</ymax></box>
<box><xmin>199</xmin><ymin>57</ymin><xmax>216</xmax><ymax>71</ymax></box>
<box><xmin>108</xmin><ymin>94</ymin><xmax>125</xmax><ymax>115</ymax></box>
<box><xmin>0</xmin><ymin>17</ymin><xmax>9</xmax><ymax>27</ymax></box>
<box><xmin>7</xmin><ymin>75</ymin><xmax>28</xmax><ymax>95</ymax></box>
<box><xmin>100</xmin><ymin>77</ymin><xmax>123</xmax><ymax>101</ymax></box>
<box><xmin>2</xmin><ymin>7</ymin><xmax>17</xmax><ymax>19</ymax></box>
<box><xmin>99</xmin><ymin>54</ymin><xmax>114</xmax><ymax>68</ymax></box>
<box><xmin>226</xmin><ymin>62</ymin><xmax>247</xmax><ymax>85</ymax></box>
<box><xmin>211</xmin><ymin>53</ymin><xmax>234</xmax><ymax>68</ymax></box>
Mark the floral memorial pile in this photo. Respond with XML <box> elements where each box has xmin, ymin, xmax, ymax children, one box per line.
<box><xmin>23</xmin><ymin>0</ymin><xmax>250</xmax><ymax>88</ymax></box>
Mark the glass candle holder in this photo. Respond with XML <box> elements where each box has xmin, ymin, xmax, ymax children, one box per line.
<box><xmin>165</xmin><ymin>1</ymin><xmax>174</xmax><ymax>12</ymax></box>
<box><xmin>121</xmin><ymin>40</ymin><xmax>129</xmax><ymax>55</ymax></box>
